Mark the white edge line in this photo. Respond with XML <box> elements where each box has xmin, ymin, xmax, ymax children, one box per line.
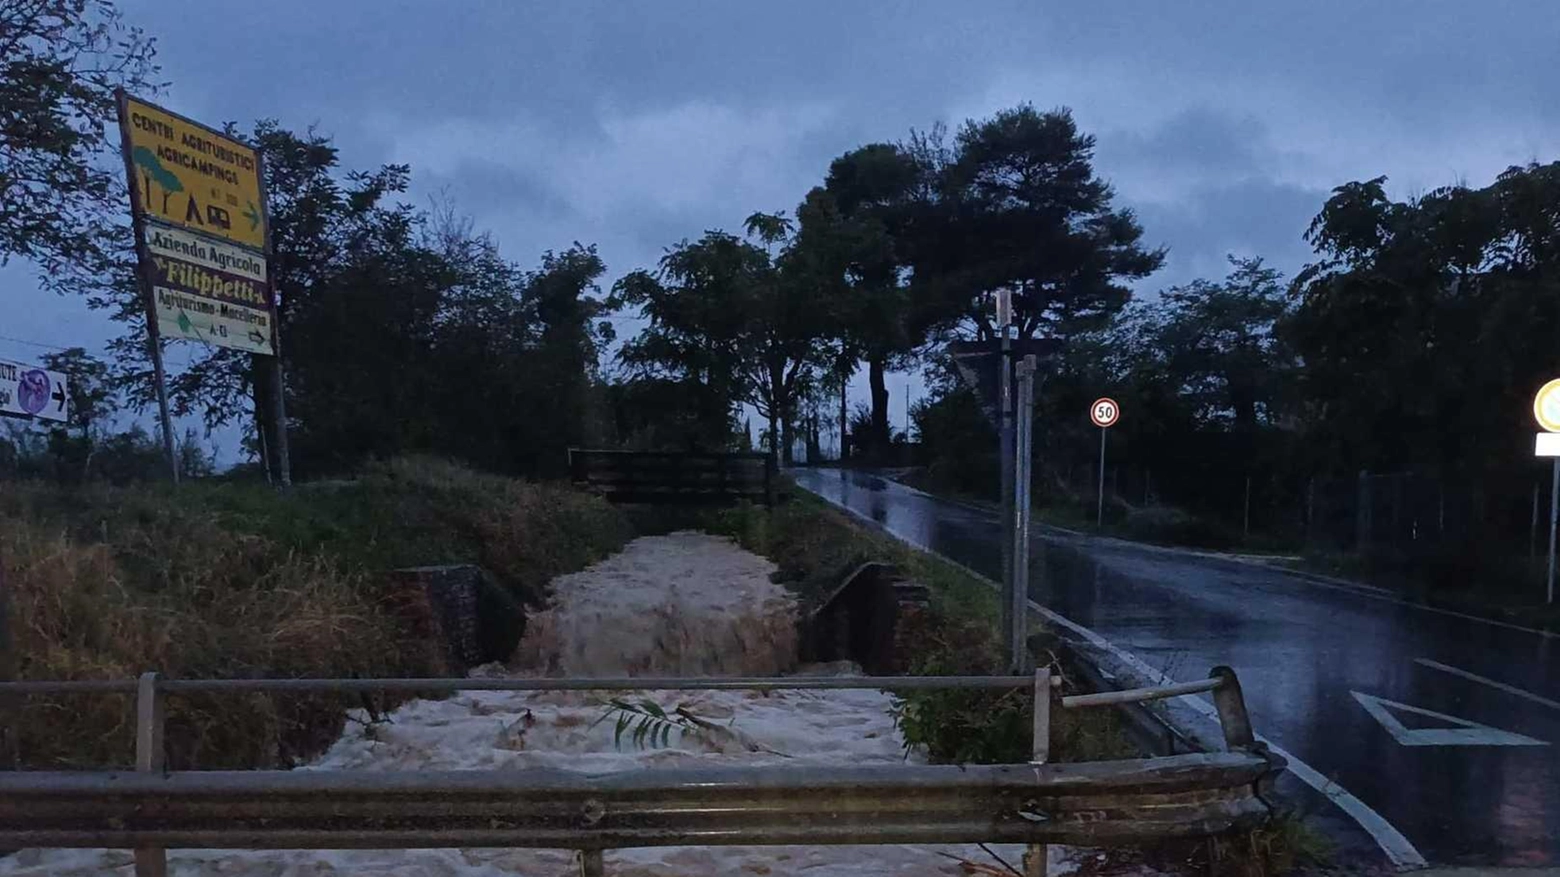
<box><xmin>1416</xmin><ymin>659</ymin><xmax>1560</xmax><ymax>712</ymax></box>
<box><xmin>797</xmin><ymin>478</ymin><xmax>1430</xmax><ymax>871</ymax></box>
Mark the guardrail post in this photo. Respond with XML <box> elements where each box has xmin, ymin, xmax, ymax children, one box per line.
<box><xmin>1030</xmin><ymin>667</ymin><xmax>1050</xmax><ymax>765</ymax></box>
<box><xmin>1209</xmin><ymin>666</ymin><xmax>1255</xmax><ymax>751</ymax></box>
<box><xmin>580</xmin><ymin>849</ymin><xmax>604</xmax><ymax>876</ymax></box>
<box><xmin>1025</xmin><ymin>667</ymin><xmax>1050</xmax><ymax>877</ymax></box>
<box><xmin>134</xmin><ymin>671</ymin><xmax>166</xmax><ymax>877</ymax></box>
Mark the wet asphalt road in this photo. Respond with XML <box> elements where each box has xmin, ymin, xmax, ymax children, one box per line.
<box><xmin>791</xmin><ymin>467</ymin><xmax>1560</xmax><ymax>868</ymax></box>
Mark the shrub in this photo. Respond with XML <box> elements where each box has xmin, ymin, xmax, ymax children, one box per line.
<box><xmin>1121</xmin><ymin>505</ymin><xmax>1238</xmax><ymax>549</ymax></box>
<box><xmin>890</xmin><ymin>612</ymin><xmax>1032</xmax><ymax>764</ymax></box>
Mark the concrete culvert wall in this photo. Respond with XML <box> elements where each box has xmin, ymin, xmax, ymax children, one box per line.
<box><xmin>802</xmin><ymin>562</ymin><xmax>931</xmax><ymax>675</ymax></box>
<box><xmin>386</xmin><ymin>565</ymin><xmax>527</xmax><ymax>672</ymax></box>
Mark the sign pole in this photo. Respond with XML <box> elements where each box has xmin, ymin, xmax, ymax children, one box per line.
<box><xmin>1088</xmin><ymin>398</ymin><xmax>1119</xmax><ymax>530</ymax></box>
<box><xmin>998</xmin><ymin>327</ymin><xmax>1015</xmax><ymax>653</ymax></box>
<box><xmin>1096</xmin><ymin>426</ymin><xmax>1107</xmax><ymax>528</ymax></box>
<box><xmin>1549</xmin><ymin>458</ymin><xmax>1558</xmax><ymax>605</ymax></box>
<box><xmin>1011</xmin><ymin>355</ymin><xmax>1037</xmax><ymax>671</ymax></box>
<box><xmin>114</xmin><ymin>88</ymin><xmax>179</xmax><ymax>484</ymax></box>
<box><xmin>270</xmin><ymin>358</ymin><xmax>292</xmax><ymax>488</ymax></box>
<box><xmin>254</xmin><ymin>150</ymin><xmax>291</xmax><ymax>489</ymax></box>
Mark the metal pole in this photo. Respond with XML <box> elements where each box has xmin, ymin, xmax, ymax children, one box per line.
<box><xmin>1531</xmin><ymin>482</ymin><xmax>1540</xmax><ymax>561</ymax></box>
<box><xmin>1548</xmin><ymin>459</ymin><xmax>1558</xmax><ymax>605</ymax></box>
<box><xmin>270</xmin><ymin>357</ymin><xmax>292</xmax><ymax>487</ymax></box>
<box><xmin>998</xmin><ymin>329</ymin><xmax>1015</xmax><ymax>651</ymax></box>
<box><xmin>1243</xmin><ymin>475</ymin><xmax>1252</xmax><ymax>541</ymax></box>
<box><xmin>1012</xmin><ymin>356</ymin><xmax>1036</xmax><ymax>672</ymax></box>
<box><xmin>1026</xmin><ymin>666</ymin><xmax>1051</xmax><ymax>877</ymax></box>
<box><xmin>252</xmin><ymin>142</ymin><xmax>291</xmax><ymax>489</ymax></box>
<box><xmin>1096</xmin><ymin>427</ymin><xmax>1107</xmax><ymax>528</ymax></box>
<box><xmin>114</xmin><ymin>89</ymin><xmax>179</xmax><ymax>485</ymax></box>
<box><xmin>134</xmin><ymin>672</ymin><xmax>166</xmax><ymax>877</ymax></box>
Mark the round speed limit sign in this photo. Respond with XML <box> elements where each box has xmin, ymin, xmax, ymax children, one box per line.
<box><xmin>1090</xmin><ymin>397</ymin><xmax>1120</xmax><ymax>429</ymax></box>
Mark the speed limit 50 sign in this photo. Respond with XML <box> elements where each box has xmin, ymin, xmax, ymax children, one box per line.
<box><xmin>1090</xmin><ymin>397</ymin><xmax>1119</xmax><ymax>429</ymax></box>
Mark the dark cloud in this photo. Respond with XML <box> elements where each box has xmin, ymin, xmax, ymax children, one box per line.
<box><xmin>5</xmin><ymin>0</ymin><xmax>1558</xmax><ymax>457</ymax></box>
<box><xmin>1132</xmin><ymin>178</ymin><xmax>1327</xmax><ymax>289</ymax></box>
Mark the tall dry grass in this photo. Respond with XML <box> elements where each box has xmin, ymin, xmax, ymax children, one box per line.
<box><xmin>0</xmin><ymin>456</ymin><xmax>632</xmax><ymax>769</ymax></box>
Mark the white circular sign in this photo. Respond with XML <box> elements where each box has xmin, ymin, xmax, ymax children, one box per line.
<box><xmin>1090</xmin><ymin>397</ymin><xmax>1120</xmax><ymax>429</ymax></box>
<box><xmin>1535</xmin><ymin>379</ymin><xmax>1560</xmax><ymax>433</ymax></box>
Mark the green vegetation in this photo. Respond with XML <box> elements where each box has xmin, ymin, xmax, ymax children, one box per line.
<box><xmin>1132</xmin><ymin>811</ymin><xmax>1333</xmax><ymax>877</ymax></box>
<box><xmin>705</xmin><ymin>492</ymin><xmax>1135</xmax><ymax>765</ymax></box>
<box><xmin>703</xmin><ymin>491</ymin><xmax>997</xmax><ymax>618</ymax></box>
<box><xmin>0</xmin><ymin>457</ymin><xmax>632</xmax><ymax>770</ymax></box>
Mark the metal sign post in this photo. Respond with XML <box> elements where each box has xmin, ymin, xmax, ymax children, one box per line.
<box><xmin>996</xmin><ymin>291</ymin><xmax>1016</xmax><ymax>653</ymax></box>
<box><xmin>1090</xmin><ymin>398</ymin><xmax>1119</xmax><ymax>528</ymax></box>
<box><xmin>1549</xmin><ymin>460</ymin><xmax>1558</xmax><ymax>606</ymax></box>
<box><xmin>114</xmin><ymin>88</ymin><xmax>180</xmax><ymax>483</ymax></box>
<box><xmin>1532</xmin><ymin>379</ymin><xmax>1560</xmax><ymax>604</ymax></box>
<box><xmin>1011</xmin><ymin>355</ymin><xmax>1037</xmax><ymax>672</ymax></box>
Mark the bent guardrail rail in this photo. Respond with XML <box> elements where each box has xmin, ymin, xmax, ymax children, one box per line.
<box><xmin>0</xmin><ymin>667</ymin><xmax>1284</xmax><ymax>877</ymax></box>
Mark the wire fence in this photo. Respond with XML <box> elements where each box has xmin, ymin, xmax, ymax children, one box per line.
<box><xmin>1059</xmin><ymin>460</ymin><xmax>1554</xmax><ymax>567</ymax></box>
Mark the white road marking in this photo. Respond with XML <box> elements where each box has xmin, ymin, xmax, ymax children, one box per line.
<box><xmin>1415</xmin><ymin>659</ymin><xmax>1560</xmax><ymax>713</ymax></box>
<box><xmin>796</xmin><ymin>480</ymin><xmax>1430</xmax><ymax>871</ymax></box>
<box><xmin>1351</xmin><ymin>691</ymin><xmax>1550</xmax><ymax>747</ymax></box>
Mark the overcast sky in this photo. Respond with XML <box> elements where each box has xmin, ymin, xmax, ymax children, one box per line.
<box><xmin>4</xmin><ymin>0</ymin><xmax>1557</xmax><ymax>459</ymax></box>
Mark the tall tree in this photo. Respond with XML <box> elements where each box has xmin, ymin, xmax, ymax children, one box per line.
<box><xmin>611</xmin><ymin>212</ymin><xmax>841</xmax><ymax>462</ymax></box>
<box><xmin>1136</xmin><ymin>257</ymin><xmax>1292</xmax><ymax>431</ymax></box>
<box><xmin>0</xmin><ymin>0</ymin><xmax>158</xmax><ymax>283</ymax></box>
<box><xmin>915</xmin><ymin>105</ymin><xmax>1164</xmax><ymax>342</ymax></box>
<box><xmin>1288</xmin><ymin>163</ymin><xmax>1560</xmax><ymax>483</ymax></box>
<box><xmin>815</xmin><ymin>143</ymin><xmax>925</xmax><ymax>451</ymax></box>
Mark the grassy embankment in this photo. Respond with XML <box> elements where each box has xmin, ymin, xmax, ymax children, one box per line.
<box><xmin>0</xmin><ymin>456</ymin><xmax>632</xmax><ymax>770</ymax></box>
<box><xmin>699</xmin><ymin>491</ymin><xmax>1137</xmax><ymax>765</ymax></box>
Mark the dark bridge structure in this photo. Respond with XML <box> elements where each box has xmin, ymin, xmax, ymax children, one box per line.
<box><xmin>568</xmin><ymin>449</ymin><xmax>778</xmax><ymax>506</ymax></box>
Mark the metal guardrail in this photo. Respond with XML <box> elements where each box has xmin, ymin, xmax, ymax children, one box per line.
<box><xmin>0</xmin><ymin>667</ymin><xmax>1281</xmax><ymax>877</ymax></box>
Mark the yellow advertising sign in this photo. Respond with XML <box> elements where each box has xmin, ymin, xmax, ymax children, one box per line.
<box><xmin>121</xmin><ymin>96</ymin><xmax>267</xmax><ymax>251</ymax></box>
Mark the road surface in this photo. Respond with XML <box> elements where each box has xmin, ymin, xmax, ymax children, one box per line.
<box><xmin>792</xmin><ymin>467</ymin><xmax>1560</xmax><ymax>869</ymax></box>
